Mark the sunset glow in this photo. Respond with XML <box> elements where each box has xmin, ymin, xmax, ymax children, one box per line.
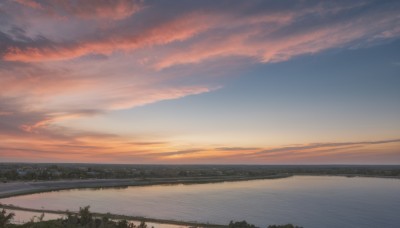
<box><xmin>0</xmin><ymin>0</ymin><xmax>399</xmax><ymax>163</ymax></box>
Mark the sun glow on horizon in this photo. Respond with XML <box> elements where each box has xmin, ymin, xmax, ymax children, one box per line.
<box><xmin>0</xmin><ymin>0</ymin><xmax>399</xmax><ymax>164</ymax></box>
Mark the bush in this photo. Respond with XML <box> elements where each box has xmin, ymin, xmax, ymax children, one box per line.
<box><xmin>0</xmin><ymin>209</ymin><xmax>15</xmax><ymax>227</ymax></box>
<box><xmin>268</xmin><ymin>224</ymin><xmax>303</xmax><ymax>228</ymax></box>
<box><xmin>228</xmin><ymin>220</ymin><xmax>258</xmax><ymax>228</ymax></box>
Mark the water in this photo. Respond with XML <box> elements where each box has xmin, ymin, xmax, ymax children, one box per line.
<box><xmin>1</xmin><ymin>176</ymin><xmax>400</xmax><ymax>228</ymax></box>
<box><xmin>6</xmin><ymin>209</ymin><xmax>185</xmax><ymax>228</ymax></box>
<box><xmin>4</xmin><ymin>209</ymin><xmax>63</xmax><ymax>224</ymax></box>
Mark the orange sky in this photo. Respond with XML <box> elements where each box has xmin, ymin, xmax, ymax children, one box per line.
<box><xmin>0</xmin><ymin>0</ymin><xmax>399</xmax><ymax>163</ymax></box>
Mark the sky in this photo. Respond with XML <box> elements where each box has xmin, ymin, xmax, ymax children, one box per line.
<box><xmin>0</xmin><ymin>0</ymin><xmax>399</xmax><ymax>164</ymax></box>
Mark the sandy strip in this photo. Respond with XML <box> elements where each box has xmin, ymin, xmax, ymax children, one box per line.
<box><xmin>0</xmin><ymin>178</ymin><xmax>141</xmax><ymax>198</ymax></box>
<box><xmin>0</xmin><ymin>174</ymin><xmax>292</xmax><ymax>199</ymax></box>
<box><xmin>0</xmin><ymin>203</ymin><xmax>226</xmax><ymax>228</ymax></box>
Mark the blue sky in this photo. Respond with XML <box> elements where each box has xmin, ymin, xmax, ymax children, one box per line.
<box><xmin>67</xmin><ymin>40</ymin><xmax>400</xmax><ymax>141</ymax></box>
<box><xmin>0</xmin><ymin>0</ymin><xmax>399</xmax><ymax>163</ymax></box>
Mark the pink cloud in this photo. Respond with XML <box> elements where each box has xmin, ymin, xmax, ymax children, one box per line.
<box><xmin>0</xmin><ymin>111</ymin><xmax>13</xmax><ymax>116</ymax></box>
<box><xmin>14</xmin><ymin>0</ymin><xmax>43</xmax><ymax>10</ymax></box>
<box><xmin>14</xmin><ymin>0</ymin><xmax>143</xmax><ymax>20</ymax></box>
<box><xmin>3</xmin><ymin>1</ymin><xmax>398</xmax><ymax>68</ymax></box>
<box><xmin>3</xmin><ymin>12</ymin><xmax>216</xmax><ymax>62</ymax></box>
<box><xmin>154</xmin><ymin>13</ymin><xmax>393</xmax><ymax>69</ymax></box>
<box><xmin>1</xmin><ymin>0</ymin><xmax>399</xmax><ymax>164</ymax></box>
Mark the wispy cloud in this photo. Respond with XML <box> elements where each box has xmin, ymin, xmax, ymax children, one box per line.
<box><xmin>253</xmin><ymin>139</ymin><xmax>400</xmax><ymax>156</ymax></box>
<box><xmin>14</xmin><ymin>0</ymin><xmax>143</xmax><ymax>20</ymax></box>
<box><xmin>2</xmin><ymin>1</ymin><xmax>399</xmax><ymax>66</ymax></box>
<box><xmin>0</xmin><ymin>0</ymin><xmax>399</xmax><ymax>163</ymax></box>
<box><xmin>215</xmin><ymin>147</ymin><xmax>261</xmax><ymax>151</ymax></box>
<box><xmin>1</xmin><ymin>12</ymin><xmax>215</xmax><ymax>62</ymax></box>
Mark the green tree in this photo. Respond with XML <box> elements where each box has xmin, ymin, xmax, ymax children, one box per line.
<box><xmin>137</xmin><ymin>221</ymin><xmax>147</xmax><ymax>228</ymax></box>
<box><xmin>117</xmin><ymin>219</ymin><xmax>135</xmax><ymax>228</ymax></box>
<box><xmin>101</xmin><ymin>214</ymin><xmax>110</xmax><ymax>227</ymax></box>
<box><xmin>228</xmin><ymin>220</ymin><xmax>258</xmax><ymax>228</ymax></box>
<box><xmin>65</xmin><ymin>210</ymin><xmax>78</xmax><ymax>225</ymax></box>
<box><xmin>267</xmin><ymin>224</ymin><xmax>303</xmax><ymax>228</ymax></box>
<box><xmin>0</xmin><ymin>209</ymin><xmax>15</xmax><ymax>227</ymax></box>
<box><xmin>78</xmin><ymin>206</ymin><xmax>92</xmax><ymax>226</ymax></box>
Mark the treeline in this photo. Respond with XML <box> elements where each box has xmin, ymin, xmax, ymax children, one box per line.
<box><xmin>1</xmin><ymin>163</ymin><xmax>399</xmax><ymax>182</ymax></box>
<box><xmin>228</xmin><ymin>220</ymin><xmax>302</xmax><ymax>228</ymax></box>
<box><xmin>1</xmin><ymin>207</ymin><xmax>302</xmax><ymax>228</ymax></box>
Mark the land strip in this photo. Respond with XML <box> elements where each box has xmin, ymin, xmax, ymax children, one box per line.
<box><xmin>0</xmin><ymin>203</ymin><xmax>226</xmax><ymax>228</ymax></box>
<box><xmin>0</xmin><ymin>174</ymin><xmax>291</xmax><ymax>199</ymax></box>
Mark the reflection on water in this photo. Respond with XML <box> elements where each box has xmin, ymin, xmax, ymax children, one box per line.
<box><xmin>7</xmin><ymin>210</ymin><xmax>186</xmax><ymax>228</ymax></box>
<box><xmin>1</xmin><ymin>176</ymin><xmax>400</xmax><ymax>228</ymax></box>
<box><xmin>5</xmin><ymin>209</ymin><xmax>63</xmax><ymax>224</ymax></box>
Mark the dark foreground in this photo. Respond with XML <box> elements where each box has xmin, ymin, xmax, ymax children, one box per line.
<box><xmin>1</xmin><ymin>207</ymin><xmax>302</xmax><ymax>228</ymax></box>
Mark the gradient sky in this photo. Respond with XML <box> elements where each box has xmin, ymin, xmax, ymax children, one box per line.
<box><xmin>0</xmin><ymin>0</ymin><xmax>399</xmax><ymax>164</ymax></box>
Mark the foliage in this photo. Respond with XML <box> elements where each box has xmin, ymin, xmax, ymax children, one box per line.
<box><xmin>228</xmin><ymin>221</ymin><xmax>303</xmax><ymax>228</ymax></box>
<box><xmin>4</xmin><ymin>208</ymin><xmax>303</xmax><ymax>228</ymax></box>
<box><xmin>5</xmin><ymin>206</ymin><xmax>140</xmax><ymax>228</ymax></box>
<box><xmin>2</xmin><ymin>163</ymin><xmax>399</xmax><ymax>182</ymax></box>
<box><xmin>267</xmin><ymin>224</ymin><xmax>303</xmax><ymax>228</ymax></box>
<box><xmin>228</xmin><ymin>220</ymin><xmax>258</xmax><ymax>228</ymax></box>
<box><xmin>78</xmin><ymin>206</ymin><xmax>92</xmax><ymax>225</ymax></box>
<box><xmin>0</xmin><ymin>208</ymin><xmax>15</xmax><ymax>227</ymax></box>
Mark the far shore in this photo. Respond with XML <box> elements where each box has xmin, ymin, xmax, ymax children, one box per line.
<box><xmin>0</xmin><ymin>174</ymin><xmax>292</xmax><ymax>199</ymax></box>
<box><xmin>1</xmin><ymin>173</ymin><xmax>399</xmax><ymax>200</ymax></box>
<box><xmin>0</xmin><ymin>174</ymin><xmax>292</xmax><ymax>227</ymax></box>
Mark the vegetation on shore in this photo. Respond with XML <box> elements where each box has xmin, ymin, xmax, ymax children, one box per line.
<box><xmin>1</xmin><ymin>163</ymin><xmax>399</xmax><ymax>182</ymax></box>
<box><xmin>1</xmin><ymin>207</ymin><xmax>302</xmax><ymax>228</ymax></box>
<box><xmin>0</xmin><ymin>203</ymin><xmax>225</xmax><ymax>228</ymax></box>
<box><xmin>228</xmin><ymin>220</ymin><xmax>302</xmax><ymax>228</ymax></box>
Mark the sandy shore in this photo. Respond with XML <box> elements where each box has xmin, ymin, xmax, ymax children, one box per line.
<box><xmin>0</xmin><ymin>178</ymin><xmax>139</xmax><ymax>199</ymax></box>
<box><xmin>0</xmin><ymin>175</ymin><xmax>292</xmax><ymax>227</ymax></box>
<box><xmin>0</xmin><ymin>203</ymin><xmax>226</xmax><ymax>228</ymax></box>
<box><xmin>1</xmin><ymin>174</ymin><xmax>397</xmax><ymax>199</ymax></box>
<box><xmin>0</xmin><ymin>174</ymin><xmax>291</xmax><ymax>199</ymax></box>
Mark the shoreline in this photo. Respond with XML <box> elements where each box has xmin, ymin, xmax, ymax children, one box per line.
<box><xmin>1</xmin><ymin>174</ymin><xmax>399</xmax><ymax>227</ymax></box>
<box><xmin>292</xmin><ymin>173</ymin><xmax>400</xmax><ymax>179</ymax></box>
<box><xmin>0</xmin><ymin>175</ymin><xmax>293</xmax><ymax>227</ymax></box>
<box><xmin>0</xmin><ymin>174</ymin><xmax>292</xmax><ymax>199</ymax></box>
<box><xmin>0</xmin><ymin>203</ymin><xmax>226</xmax><ymax>228</ymax></box>
<box><xmin>1</xmin><ymin>174</ymin><xmax>398</xmax><ymax>200</ymax></box>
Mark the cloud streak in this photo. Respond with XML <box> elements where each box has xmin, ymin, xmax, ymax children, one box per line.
<box><xmin>0</xmin><ymin>0</ymin><xmax>399</xmax><ymax>163</ymax></box>
<box><xmin>1</xmin><ymin>0</ymin><xmax>399</xmax><ymax>67</ymax></box>
<box><xmin>14</xmin><ymin>0</ymin><xmax>143</xmax><ymax>20</ymax></box>
<box><xmin>253</xmin><ymin>139</ymin><xmax>400</xmax><ymax>156</ymax></box>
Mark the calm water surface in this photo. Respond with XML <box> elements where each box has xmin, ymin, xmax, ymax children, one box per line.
<box><xmin>2</xmin><ymin>176</ymin><xmax>400</xmax><ymax>228</ymax></box>
<box><xmin>6</xmin><ymin>209</ymin><xmax>63</xmax><ymax>224</ymax></box>
<box><xmin>7</xmin><ymin>209</ymin><xmax>185</xmax><ymax>228</ymax></box>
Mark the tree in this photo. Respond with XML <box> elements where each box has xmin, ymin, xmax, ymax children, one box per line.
<box><xmin>102</xmin><ymin>214</ymin><xmax>110</xmax><ymax>225</ymax></box>
<box><xmin>267</xmin><ymin>224</ymin><xmax>303</xmax><ymax>228</ymax></box>
<box><xmin>228</xmin><ymin>220</ymin><xmax>258</xmax><ymax>228</ymax></box>
<box><xmin>117</xmin><ymin>220</ymin><xmax>129</xmax><ymax>228</ymax></box>
<box><xmin>65</xmin><ymin>210</ymin><xmax>78</xmax><ymax>225</ymax></box>
<box><xmin>117</xmin><ymin>219</ymin><xmax>136</xmax><ymax>228</ymax></box>
<box><xmin>0</xmin><ymin>209</ymin><xmax>15</xmax><ymax>227</ymax></box>
<box><xmin>78</xmin><ymin>206</ymin><xmax>92</xmax><ymax>226</ymax></box>
<box><xmin>137</xmin><ymin>220</ymin><xmax>148</xmax><ymax>228</ymax></box>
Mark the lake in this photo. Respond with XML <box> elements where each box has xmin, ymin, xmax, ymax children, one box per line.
<box><xmin>1</xmin><ymin>176</ymin><xmax>400</xmax><ymax>228</ymax></box>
